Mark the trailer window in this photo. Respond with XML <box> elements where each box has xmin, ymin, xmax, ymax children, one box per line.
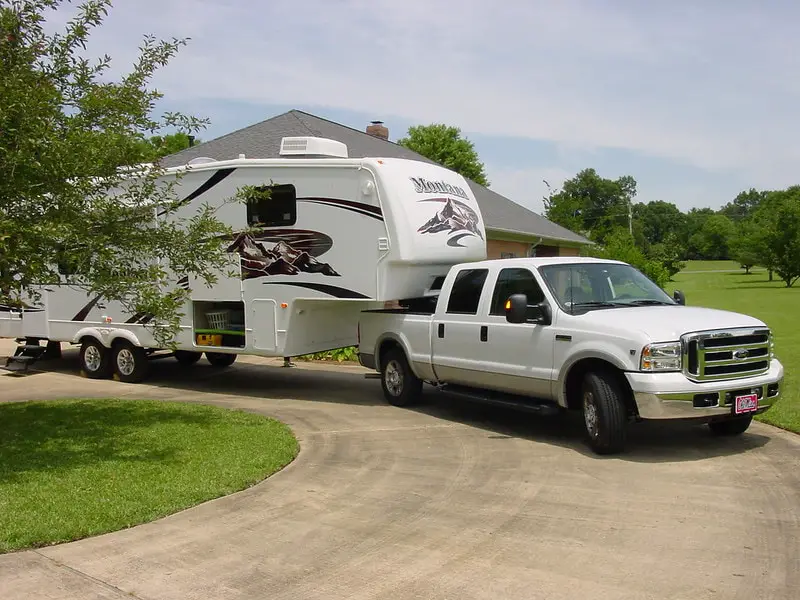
<box><xmin>245</xmin><ymin>184</ymin><xmax>296</xmax><ymax>227</ymax></box>
<box><xmin>446</xmin><ymin>268</ymin><xmax>488</xmax><ymax>315</ymax></box>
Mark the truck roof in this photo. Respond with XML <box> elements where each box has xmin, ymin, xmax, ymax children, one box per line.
<box><xmin>454</xmin><ymin>256</ymin><xmax>626</xmax><ymax>269</ymax></box>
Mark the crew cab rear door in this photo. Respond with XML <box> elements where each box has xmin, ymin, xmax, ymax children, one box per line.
<box><xmin>431</xmin><ymin>266</ymin><xmax>492</xmax><ymax>386</ymax></box>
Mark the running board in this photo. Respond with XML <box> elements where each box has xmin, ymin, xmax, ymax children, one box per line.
<box><xmin>436</xmin><ymin>383</ymin><xmax>562</xmax><ymax>416</ymax></box>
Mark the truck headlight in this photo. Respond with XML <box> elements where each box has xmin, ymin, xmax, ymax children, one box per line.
<box><xmin>640</xmin><ymin>342</ymin><xmax>682</xmax><ymax>372</ymax></box>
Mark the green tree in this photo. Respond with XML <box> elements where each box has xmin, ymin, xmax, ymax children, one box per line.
<box><xmin>688</xmin><ymin>214</ymin><xmax>735</xmax><ymax>260</ymax></box>
<box><xmin>544</xmin><ymin>168</ymin><xmax>636</xmax><ymax>245</ymax></box>
<box><xmin>139</xmin><ymin>132</ymin><xmax>200</xmax><ymax>161</ymax></box>
<box><xmin>632</xmin><ymin>200</ymin><xmax>687</xmax><ymax>247</ymax></box>
<box><xmin>757</xmin><ymin>187</ymin><xmax>800</xmax><ymax>287</ymax></box>
<box><xmin>397</xmin><ymin>124</ymin><xmax>489</xmax><ymax>186</ymax></box>
<box><xmin>0</xmin><ymin>0</ymin><xmax>233</xmax><ymax>343</ymax></box>
<box><xmin>647</xmin><ymin>232</ymin><xmax>686</xmax><ymax>279</ymax></box>
<box><xmin>729</xmin><ymin>220</ymin><xmax>767</xmax><ymax>274</ymax></box>
<box><xmin>720</xmin><ymin>188</ymin><xmax>769</xmax><ymax>222</ymax></box>
<box><xmin>682</xmin><ymin>207</ymin><xmax>715</xmax><ymax>257</ymax></box>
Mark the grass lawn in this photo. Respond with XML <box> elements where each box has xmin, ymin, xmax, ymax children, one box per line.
<box><xmin>678</xmin><ymin>259</ymin><xmax>763</xmax><ymax>272</ymax></box>
<box><xmin>0</xmin><ymin>399</ymin><xmax>298</xmax><ymax>554</ymax></box>
<box><xmin>667</xmin><ymin>261</ymin><xmax>798</xmax><ymax>433</ymax></box>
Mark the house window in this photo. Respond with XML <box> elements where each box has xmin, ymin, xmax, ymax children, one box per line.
<box><xmin>500</xmin><ymin>252</ymin><xmax>517</xmax><ymax>259</ymax></box>
<box><xmin>245</xmin><ymin>184</ymin><xmax>296</xmax><ymax>227</ymax></box>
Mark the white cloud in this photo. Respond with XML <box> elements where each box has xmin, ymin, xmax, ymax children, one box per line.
<box><xmin>44</xmin><ymin>0</ymin><xmax>800</xmax><ymax>191</ymax></box>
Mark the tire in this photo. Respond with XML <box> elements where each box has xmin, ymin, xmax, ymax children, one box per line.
<box><xmin>581</xmin><ymin>370</ymin><xmax>628</xmax><ymax>455</ymax></box>
<box><xmin>111</xmin><ymin>340</ymin><xmax>150</xmax><ymax>383</ymax></box>
<box><xmin>206</xmin><ymin>352</ymin><xmax>237</xmax><ymax>367</ymax></box>
<box><xmin>380</xmin><ymin>347</ymin><xmax>422</xmax><ymax>407</ymax></box>
<box><xmin>709</xmin><ymin>415</ymin><xmax>753</xmax><ymax>436</ymax></box>
<box><xmin>174</xmin><ymin>350</ymin><xmax>202</xmax><ymax>366</ymax></box>
<box><xmin>79</xmin><ymin>338</ymin><xmax>112</xmax><ymax>379</ymax></box>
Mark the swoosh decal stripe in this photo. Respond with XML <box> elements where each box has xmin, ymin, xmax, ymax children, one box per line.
<box><xmin>298</xmin><ymin>197</ymin><xmax>384</xmax><ymax>220</ymax></box>
<box><xmin>262</xmin><ymin>281</ymin><xmax>369</xmax><ymax>299</ymax></box>
<box><xmin>157</xmin><ymin>168</ymin><xmax>236</xmax><ymax>216</ymax></box>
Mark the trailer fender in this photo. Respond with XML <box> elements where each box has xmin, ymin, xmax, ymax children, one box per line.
<box><xmin>73</xmin><ymin>327</ymin><xmax>142</xmax><ymax>349</ymax></box>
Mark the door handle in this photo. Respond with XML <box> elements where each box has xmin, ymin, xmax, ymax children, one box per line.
<box><xmin>480</xmin><ymin>325</ymin><xmax>488</xmax><ymax>342</ymax></box>
<box><xmin>438</xmin><ymin>323</ymin><xmax>445</xmax><ymax>338</ymax></box>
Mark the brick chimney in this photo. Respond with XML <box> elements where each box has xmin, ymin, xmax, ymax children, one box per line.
<box><xmin>366</xmin><ymin>120</ymin><xmax>389</xmax><ymax>140</ymax></box>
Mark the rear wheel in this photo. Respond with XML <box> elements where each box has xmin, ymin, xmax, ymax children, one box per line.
<box><xmin>206</xmin><ymin>352</ymin><xmax>237</xmax><ymax>367</ymax></box>
<box><xmin>581</xmin><ymin>370</ymin><xmax>628</xmax><ymax>454</ymax></box>
<box><xmin>175</xmin><ymin>350</ymin><xmax>202</xmax><ymax>366</ymax></box>
<box><xmin>112</xmin><ymin>340</ymin><xmax>150</xmax><ymax>383</ymax></box>
<box><xmin>709</xmin><ymin>415</ymin><xmax>753</xmax><ymax>436</ymax></box>
<box><xmin>380</xmin><ymin>347</ymin><xmax>422</xmax><ymax>407</ymax></box>
<box><xmin>79</xmin><ymin>338</ymin><xmax>112</xmax><ymax>379</ymax></box>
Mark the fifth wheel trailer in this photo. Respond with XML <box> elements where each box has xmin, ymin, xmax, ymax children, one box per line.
<box><xmin>0</xmin><ymin>136</ymin><xmax>487</xmax><ymax>381</ymax></box>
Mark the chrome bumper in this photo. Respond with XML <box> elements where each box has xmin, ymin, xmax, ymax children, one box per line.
<box><xmin>625</xmin><ymin>359</ymin><xmax>784</xmax><ymax>420</ymax></box>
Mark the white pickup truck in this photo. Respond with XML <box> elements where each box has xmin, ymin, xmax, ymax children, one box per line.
<box><xmin>358</xmin><ymin>257</ymin><xmax>784</xmax><ymax>454</ymax></box>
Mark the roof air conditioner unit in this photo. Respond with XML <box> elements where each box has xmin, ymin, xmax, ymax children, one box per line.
<box><xmin>279</xmin><ymin>136</ymin><xmax>348</xmax><ymax>158</ymax></box>
<box><xmin>187</xmin><ymin>157</ymin><xmax>217</xmax><ymax>165</ymax></box>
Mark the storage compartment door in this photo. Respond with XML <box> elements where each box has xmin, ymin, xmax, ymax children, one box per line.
<box><xmin>251</xmin><ymin>299</ymin><xmax>277</xmax><ymax>352</ymax></box>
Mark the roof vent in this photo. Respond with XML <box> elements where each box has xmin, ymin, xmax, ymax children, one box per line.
<box><xmin>187</xmin><ymin>157</ymin><xmax>217</xmax><ymax>165</ymax></box>
<box><xmin>279</xmin><ymin>136</ymin><xmax>348</xmax><ymax>158</ymax></box>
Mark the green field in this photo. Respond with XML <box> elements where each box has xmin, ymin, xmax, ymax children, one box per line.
<box><xmin>0</xmin><ymin>399</ymin><xmax>298</xmax><ymax>553</ymax></box>
<box><xmin>666</xmin><ymin>261</ymin><xmax>798</xmax><ymax>433</ymax></box>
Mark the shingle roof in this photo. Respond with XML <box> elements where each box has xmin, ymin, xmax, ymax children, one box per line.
<box><xmin>161</xmin><ymin>110</ymin><xmax>589</xmax><ymax>245</ymax></box>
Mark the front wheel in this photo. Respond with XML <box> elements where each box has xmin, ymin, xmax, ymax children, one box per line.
<box><xmin>112</xmin><ymin>340</ymin><xmax>150</xmax><ymax>383</ymax></box>
<box><xmin>80</xmin><ymin>338</ymin><xmax>112</xmax><ymax>379</ymax></box>
<box><xmin>206</xmin><ymin>352</ymin><xmax>237</xmax><ymax>367</ymax></box>
<box><xmin>581</xmin><ymin>370</ymin><xmax>628</xmax><ymax>455</ymax></box>
<box><xmin>709</xmin><ymin>415</ymin><xmax>753</xmax><ymax>436</ymax></box>
<box><xmin>380</xmin><ymin>347</ymin><xmax>422</xmax><ymax>407</ymax></box>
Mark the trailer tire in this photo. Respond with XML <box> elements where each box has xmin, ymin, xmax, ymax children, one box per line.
<box><xmin>175</xmin><ymin>350</ymin><xmax>202</xmax><ymax>366</ymax></box>
<box><xmin>79</xmin><ymin>338</ymin><xmax>112</xmax><ymax>379</ymax></box>
<box><xmin>206</xmin><ymin>352</ymin><xmax>236</xmax><ymax>367</ymax></box>
<box><xmin>581</xmin><ymin>370</ymin><xmax>628</xmax><ymax>454</ymax></box>
<box><xmin>708</xmin><ymin>415</ymin><xmax>753</xmax><ymax>436</ymax></box>
<box><xmin>380</xmin><ymin>347</ymin><xmax>422</xmax><ymax>407</ymax></box>
<box><xmin>111</xmin><ymin>340</ymin><xmax>150</xmax><ymax>383</ymax></box>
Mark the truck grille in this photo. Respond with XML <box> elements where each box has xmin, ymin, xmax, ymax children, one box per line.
<box><xmin>681</xmin><ymin>328</ymin><xmax>771</xmax><ymax>382</ymax></box>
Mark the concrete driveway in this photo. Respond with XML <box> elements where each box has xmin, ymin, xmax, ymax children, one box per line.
<box><xmin>1</xmin><ymin>342</ymin><xmax>799</xmax><ymax>600</ymax></box>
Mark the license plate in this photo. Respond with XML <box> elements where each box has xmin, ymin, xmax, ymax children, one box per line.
<box><xmin>734</xmin><ymin>393</ymin><xmax>759</xmax><ymax>414</ymax></box>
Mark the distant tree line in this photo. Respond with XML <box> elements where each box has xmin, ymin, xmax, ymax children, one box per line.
<box><xmin>543</xmin><ymin>169</ymin><xmax>800</xmax><ymax>288</ymax></box>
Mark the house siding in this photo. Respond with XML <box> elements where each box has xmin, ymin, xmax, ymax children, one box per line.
<box><xmin>487</xmin><ymin>239</ymin><xmax>530</xmax><ymax>258</ymax></box>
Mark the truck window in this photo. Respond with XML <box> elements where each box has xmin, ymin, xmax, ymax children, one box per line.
<box><xmin>489</xmin><ymin>268</ymin><xmax>545</xmax><ymax>316</ymax></box>
<box><xmin>446</xmin><ymin>268</ymin><xmax>489</xmax><ymax>315</ymax></box>
<box><xmin>245</xmin><ymin>184</ymin><xmax>297</xmax><ymax>227</ymax></box>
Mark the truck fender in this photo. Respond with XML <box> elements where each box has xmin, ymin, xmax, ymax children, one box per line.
<box><xmin>556</xmin><ymin>346</ymin><xmax>633</xmax><ymax>408</ymax></box>
<box><xmin>373</xmin><ymin>332</ymin><xmax>423</xmax><ymax>379</ymax></box>
<box><xmin>73</xmin><ymin>327</ymin><xmax>143</xmax><ymax>349</ymax></box>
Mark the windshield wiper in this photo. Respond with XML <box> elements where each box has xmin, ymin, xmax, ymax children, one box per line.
<box><xmin>570</xmin><ymin>300</ymin><xmax>625</xmax><ymax>308</ymax></box>
<box><xmin>623</xmin><ymin>299</ymin><xmax>674</xmax><ymax>306</ymax></box>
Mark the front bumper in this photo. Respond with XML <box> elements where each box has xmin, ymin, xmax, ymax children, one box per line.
<box><xmin>625</xmin><ymin>359</ymin><xmax>784</xmax><ymax>420</ymax></box>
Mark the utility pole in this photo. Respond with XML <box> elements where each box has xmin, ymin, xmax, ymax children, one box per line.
<box><xmin>628</xmin><ymin>201</ymin><xmax>633</xmax><ymax>235</ymax></box>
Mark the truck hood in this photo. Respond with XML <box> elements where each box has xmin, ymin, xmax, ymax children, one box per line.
<box><xmin>572</xmin><ymin>305</ymin><xmax>767</xmax><ymax>342</ymax></box>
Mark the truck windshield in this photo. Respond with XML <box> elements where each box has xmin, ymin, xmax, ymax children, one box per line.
<box><xmin>538</xmin><ymin>262</ymin><xmax>676</xmax><ymax>311</ymax></box>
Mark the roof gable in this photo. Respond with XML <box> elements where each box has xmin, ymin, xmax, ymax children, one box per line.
<box><xmin>161</xmin><ymin>110</ymin><xmax>589</xmax><ymax>245</ymax></box>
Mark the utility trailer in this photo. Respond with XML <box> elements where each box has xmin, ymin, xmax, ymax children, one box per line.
<box><xmin>1</xmin><ymin>136</ymin><xmax>487</xmax><ymax>380</ymax></box>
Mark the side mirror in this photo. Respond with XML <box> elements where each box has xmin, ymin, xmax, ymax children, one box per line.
<box><xmin>673</xmin><ymin>290</ymin><xmax>686</xmax><ymax>305</ymax></box>
<box><xmin>505</xmin><ymin>294</ymin><xmax>552</xmax><ymax>325</ymax></box>
<box><xmin>505</xmin><ymin>293</ymin><xmax>528</xmax><ymax>324</ymax></box>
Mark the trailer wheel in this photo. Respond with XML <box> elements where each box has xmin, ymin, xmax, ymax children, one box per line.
<box><xmin>206</xmin><ymin>352</ymin><xmax>236</xmax><ymax>367</ymax></box>
<box><xmin>112</xmin><ymin>340</ymin><xmax>150</xmax><ymax>383</ymax></box>
<box><xmin>174</xmin><ymin>350</ymin><xmax>202</xmax><ymax>366</ymax></box>
<box><xmin>380</xmin><ymin>347</ymin><xmax>422</xmax><ymax>407</ymax></box>
<box><xmin>79</xmin><ymin>338</ymin><xmax>112</xmax><ymax>379</ymax></box>
<box><xmin>708</xmin><ymin>415</ymin><xmax>753</xmax><ymax>436</ymax></box>
<box><xmin>581</xmin><ymin>370</ymin><xmax>628</xmax><ymax>454</ymax></box>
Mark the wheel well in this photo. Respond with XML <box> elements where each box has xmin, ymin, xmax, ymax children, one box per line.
<box><xmin>376</xmin><ymin>338</ymin><xmax>402</xmax><ymax>370</ymax></box>
<box><xmin>564</xmin><ymin>358</ymin><xmax>637</xmax><ymax>416</ymax></box>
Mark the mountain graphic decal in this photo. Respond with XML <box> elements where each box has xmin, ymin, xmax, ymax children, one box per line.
<box><xmin>417</xmin><ymin>197</ymin><xmax>483</xmax><ymax>244</ymax></box>
<box><xmin>227</xmin><ymin>231</ymin><xmax>340</xmax><ymax>280</ymax></box>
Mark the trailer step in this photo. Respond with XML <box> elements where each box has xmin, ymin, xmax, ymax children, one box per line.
<box><xmin>437</xmin><ymin>384</ymin><xmax>562</xmax><ymax>416</ymax></box>
<box><xmin>3</xmin><ymin>341</ymin><xmax>48</xmax><ymax>375</ymax></box>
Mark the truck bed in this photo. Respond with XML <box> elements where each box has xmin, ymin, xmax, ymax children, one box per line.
<box><xmin>358</xmin><ymin>308</ymin><xmax>435</xmax><ymax>380</ymax></box>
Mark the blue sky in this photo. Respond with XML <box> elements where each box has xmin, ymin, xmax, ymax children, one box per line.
<box><xmin>51</xmin><ymin>0</ymin><xmax>800</xmax><ymax>214</ymax></box>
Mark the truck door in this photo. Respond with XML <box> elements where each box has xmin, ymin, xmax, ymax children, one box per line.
<box><xmin>477</xmin><ymin>267</ymin><xmax>554</xmax><ymax>398</ymax></box>
<box><xmin>431</xmin><ymin>267</ymin><xmax>491</xmax><ymax>387</ymax></box>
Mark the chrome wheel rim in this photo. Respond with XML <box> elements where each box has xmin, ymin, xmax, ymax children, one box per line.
<box><xmin>385</xmin><ymin>360</ymin><xmax>403</xmax><ymax>396</ymax></box>
<box><xmin>117</xmin><ymin>348</ymin><xmax>136</xmax><ymax>376</ymax></box>
<box><xmin>84</xmin><ymin>345</ymin><xmax>102</xmax><ymax>372</ymax></box>
<box><xmin>584</xmin><ymin>391</ymin><xmax>599</xmax><ymax>437</ymax></box>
